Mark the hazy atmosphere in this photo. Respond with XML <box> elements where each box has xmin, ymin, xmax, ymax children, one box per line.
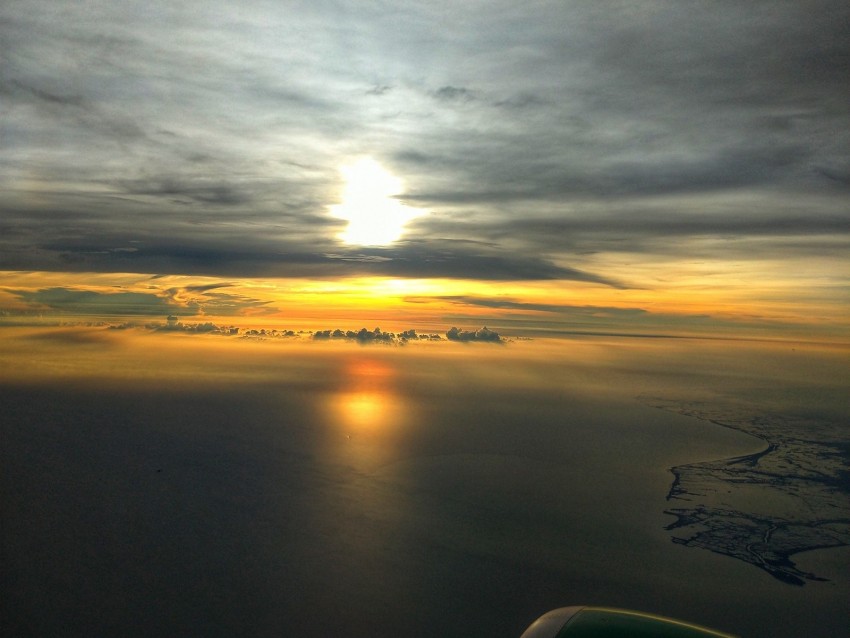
<box><xmin>1</xmin><ymin>1</ymin><xmax>849</xmax><ymax>636</ymax></box>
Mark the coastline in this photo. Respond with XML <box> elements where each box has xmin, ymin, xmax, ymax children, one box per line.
<box><xmin>645</xmin><ymin>397</ymin><xmax>850</xmax><ymax>586</ymax></box>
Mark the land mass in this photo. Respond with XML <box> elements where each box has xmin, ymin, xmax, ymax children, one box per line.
<box><xmin>643</xmin><ymin>397</ymin><xmax>850</xmax><ymax>586</ymax></box>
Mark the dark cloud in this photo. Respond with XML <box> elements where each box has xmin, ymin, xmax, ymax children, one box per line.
<box><xmin>2</xmin><ymin>78</ymin><xmax>148</xmax><ymax>142</ymax></box>
<box><xmin>3</xmin><ymin>284</ymin><xmax>276</xmax><ymax>319</ymax></box>
<box><xmin>416</xmin><ymin>295</ymin><xmax>707</xmax><ymax>334</ymax></box>
<box><xmin>313</xmin><ymin>327</ymin><xmax>397</xmax><ymax>344</ymax></box>
<box><xmin>366</xmin><ymin>85</ymin><xmax>392</xmax><ymax>96</ymax></box>
<box><xmin>492</xmin><ymin>92</ymin><xmax>549</xmax><ymax>110</ymax></box>
<box><xmin>6</xmin><ymin>78</ymin><xmax>86</xmax><ymax>107</ymax></box>
<box><xmin>412</xmin><ymin>203</ymin><xmax>850</xmax><ymax>260</ymax></box>
<box><xmin>140</xmin><ymin>322</ymin><xmax>481</xmax><ymax>345</ymax></box>
<box><xmin>402</xmin><ymin>142</ymin><xmax>812</xmax><ymax>204</ymax></box>
<box><xmin>137</xmin><ymin>321</ymin><xmax>485</xmax><ymax>345</ymax></box>
<box><xmin>311</xmin><ymin>326</ymin><xmax>500</xmax><ymax>344</ymax></box>
<box><xmin>182</xmin><ymin>283</ymin><xmax>233</xmax><ymax>293</ymax></box>
<box><xmin>241</xmin><ymin>328</ymin><xmax>298</xmax><ymax>339</ymax></box>
<box><xmin>446</xmin><ymin>326</ymin><xmax>502</xmax><ymax>343</ymax></box>
<box><xmin>433</xmin><ymin>86</ymin><xmax>475</xmax><ymax>102</ymax></box>
<box><xmin>430</xmin><ymin>296</ymin><xmax>648</xmax><ymax>317</ymax></box>
<box><xmin>0</xmin><ymin>210</ymin><xmax>617</xmax><ymax>282</ymax></box>
<box><xmin>118</xmin><ymin>179</ymin><xmax>252</xmax><ymax>206</ymax></box>
<box><xmin>172</xmin><ymin>288</ymin><xmax>276</xmax><ymax>317</ymax></box>
<box><xmin>147</xmin><ymin>316</ymin><xmax>239</xmax><ymax>335</ymax></box>
<box><xmin>404</xmin><ymin>294</ymin><xmax>802</xmax><ymax>338</ymax></box>
<box><xmin>10</xmin><ymin>288</ymin><xmax>191</xmax><ymax>316</ymax></box>
<box><xmin>815</xmin><ymin>166</ymin><xmax>850</xmax><ymax>187</ymax></box>
<box><xmin>350</xmin><ymin>243</ymin><xmax>619</xmax><ymax>284</ymax></box>
<box><xmin>0</xmin><ymin>0</ymin><xmax>847</xmax><ymax>294</ymax></box>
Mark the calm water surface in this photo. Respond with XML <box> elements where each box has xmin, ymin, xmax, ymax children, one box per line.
<box><xmin>2</xmin><ymin>335</ymin><xmax>848</xmax><ymax>637</ymax></box>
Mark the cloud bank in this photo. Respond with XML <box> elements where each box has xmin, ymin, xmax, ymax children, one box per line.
<box><xmin>134</xmin><ymin>321</ymin><xmax>497</xmax><ymax>345</ymax></box>
<box><xmin>0</xmin><ymin>0</ymin><xmax>846</xmax><ymax>289</ymax></box>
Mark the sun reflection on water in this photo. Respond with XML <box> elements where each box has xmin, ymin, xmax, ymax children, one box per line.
<box><xmin>325</xmin><ymin>356</ymin><xmax>412</xmax><ymax>438</ymax></box>
<box><xmin>335</xmin><ymin>391</ymin><xmax>390</xmax><ymax>430</ymax></box>
<box><xmin>322</xmin><ymin>356</ymin><xmax>414</xmax><ymax>471</ymax></box>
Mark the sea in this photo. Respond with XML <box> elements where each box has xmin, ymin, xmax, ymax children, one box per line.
<box><xmin>2</xmin><ymin>330</ymin><xmax>848</xmax><ymax>637</ymax></box>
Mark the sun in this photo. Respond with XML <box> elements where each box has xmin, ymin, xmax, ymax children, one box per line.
<box><xmin>330</xmin><ymin>157</ymin><xmax>424</xmax><ymax>246</ymax></box>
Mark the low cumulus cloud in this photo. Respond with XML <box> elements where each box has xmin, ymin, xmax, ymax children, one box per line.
<box><xmin>313</xmin><ymin>327</ymin><xmax>445</xmax><ymax>344</ymax></box>
<box><xmin>310</xmin><ymin>326</ymin><xmax>504</xmax><ymax>344</ymax></box>
<box><xmin>446</xmin><ymin>326</ymin><xmax>502</xmax><ymax>343</ymax></box>
<box><xmin>136</xmin><ymin>321</ymin><xmax>501</xmax><ymax>345</ymax></box>
<box><xmin>146</xmin><ymin>315</ymin><xmax>239</xmax><ymax>335</ymax></box>
<box><xmin>141</xmin><ymin>318</ymin><xmax>301</xmax><ymax>339</ymax></box>
<box><xmin>112</xmin><ymin>322</ymin><xmax>500</xmax><ymax>346</ymax></box>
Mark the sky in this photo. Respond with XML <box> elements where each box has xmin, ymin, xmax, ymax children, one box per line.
<box><xmin>1</xmin><ymin>0</ymin><xmax>849</xmax><ymax>340</ymax></box>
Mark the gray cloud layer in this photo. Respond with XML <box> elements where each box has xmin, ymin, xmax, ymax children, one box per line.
<box><xmin>5</xmin><ymin>284</ymin><xmax>274</xmax><ymax>319</ymax></box>
<box><xmin>1</xmin><ymin>1</ymin><xmax>848</xmax><ymax>282</ymax></box>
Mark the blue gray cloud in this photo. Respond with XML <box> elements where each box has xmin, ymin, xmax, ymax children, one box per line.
<box><xmin>0</xmin><ymin>0</ymin><xmax>847</xmax><ymax>283</ymax></box>
<box><xmin>4</xmin><ymin>285</ymin><xmax>274</xmax><ymax>317</ymax></box>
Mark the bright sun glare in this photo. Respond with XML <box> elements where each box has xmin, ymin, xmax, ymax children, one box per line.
<box><xmin>330</xmin><ymin>157</ymin><xmax>425</xmax><ymax>246</ymax></box>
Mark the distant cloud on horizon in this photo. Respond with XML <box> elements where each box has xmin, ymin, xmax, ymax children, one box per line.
<box><xmin>28</xmin><ymin>317</ymin><xmax>504</xmax><ymax>345</ymax></box>
<box><xmin>150</xmin><ymin>320</ymin><xmax>502</xmax><ymax>345</ymax></box>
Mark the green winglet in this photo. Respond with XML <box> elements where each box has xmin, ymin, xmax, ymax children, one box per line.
<box><xmin>554</xmin><ymin>607</ymin><xmax>735</xmax><ymax>638</ymax></box>
<box><xmin>521</xmin><ymin>606</ymin><xmax>737</xmax><ymax>638</ymax></box>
